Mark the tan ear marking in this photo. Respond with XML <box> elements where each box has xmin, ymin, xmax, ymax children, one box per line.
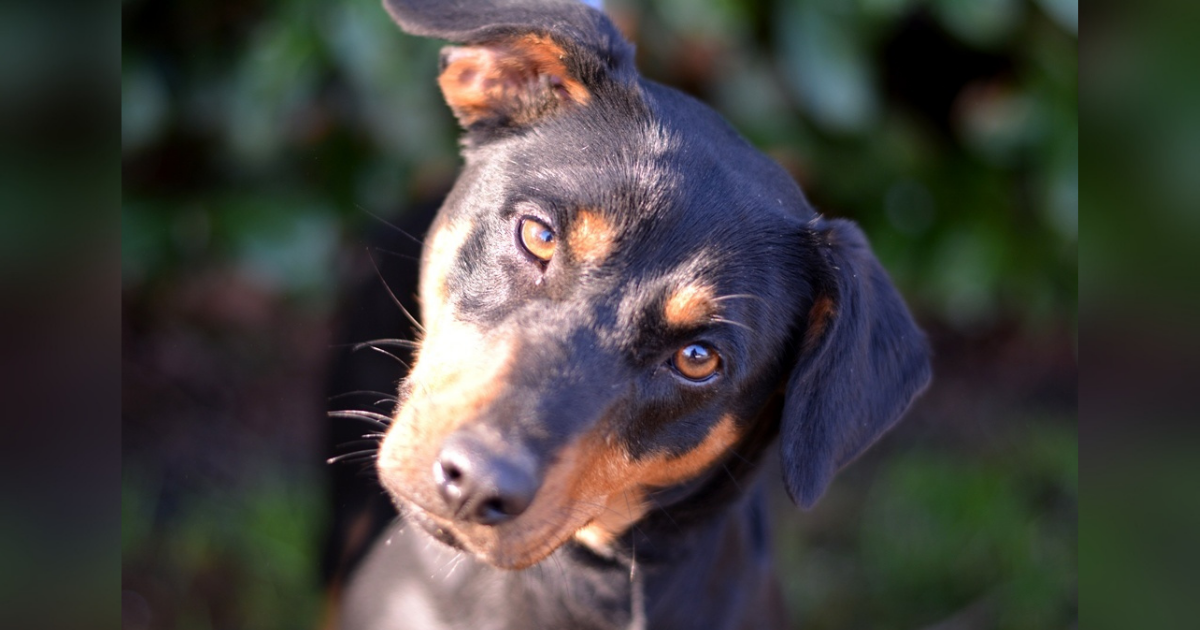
<box><xmin>436</xmin><ymin>35</ymin><xmax>590</xmax><ymax>127</ymax></box>
<box><xmin>803</xmin><ymin>295</ymin><xmax>836</xmax><ymax>353</ymax></box>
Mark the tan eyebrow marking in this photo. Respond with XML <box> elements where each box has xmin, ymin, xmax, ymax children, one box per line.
<box><xmin>567</xmin><ymin>209</ymin><xmax>616</xmax><ymax>265</ymax></box>
<box><xmin>663</xmin><ymin>282</ymin><xmax>718</xmax><ymax>328</ymax></box>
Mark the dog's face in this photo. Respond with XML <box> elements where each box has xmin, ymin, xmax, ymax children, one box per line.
<box><xmin>379</xmin><ymin>96</ymin><xmax>808</xmax><ymax>568</ymax></box>
<box><xmin>376</xmin><ymin>0</ymin><xmax>930</xmax><ymax>570</ymax></box>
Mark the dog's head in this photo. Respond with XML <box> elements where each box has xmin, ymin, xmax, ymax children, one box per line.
<box><xmin>375</xmin><ymin>0</ymin><xmax>931</xmax><ymax>569</ymax></box>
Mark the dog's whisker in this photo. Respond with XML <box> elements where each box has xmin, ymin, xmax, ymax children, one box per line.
<box><xmin>326</xmin><ymin>448</ymin><xmax>380</xmax><ymax>465</ymax></box>
<box><xmin>711</xmin><ymin>293</ymin><xmax>766</xmax><ymax>303</ymax></box>
<box><xmin>328</xmin><ymin>409</ymin><xmax>394</xmax><ymax>427</ymax></box>
<box><xmin>366</xmin><ymin>250</ymin><xmax>425</xmax><ymax>334</ymax></box>
<box><xmin>644</xmin><ymin>494</ymin><xmax>681</xmax><ymax>533</ymax></box>
<box><xmin>337</xmin><ymin>438</ymin><xmax>381</xmax><ymax>448</ymax></box>
<box><xmin>724</xmin><ymin>449</ymin><xmax>753</xmax><ymax>466</ymax></box>
<box><xmin>550</xmin><ymin>552</ymin><xmax>569</xmax><ymax>591</ymax></box>
<box><xmin>352</xmin><ymin>338</ymin><xmax>421</xmax><ymax>350</ymax></box>
<box><xmin>720</xmin><ymin>463</ymin><xmax>744</xmax><ymax>494</ymax></box>
<box><xmin>370</xmin><ymin>246</ymin><xmax>423</xmax><ymax>264</ymax></box>
<box><xmin>568</xmin><ymin>499</ymin><xmax>633</xmax><ymax>523</ymax></box>
<box><xmin>444</xmin><ymin>553</ymin><xmax>466</xmax><ymax>580</ymax></box>
<box><xmin>432</xmin><ymin>546</ymin><xmax>464</xmax><ymax>580</ymax></box>
<box><xmin>364</xmin><ymin>344</ymin><xmax>411</xmax><ymax>367</ymax></box>
<box><xmin>709</xmin><ymin>316</ymin><xmax>754</xmax><ymax>332</ymax></box>
<box><xmin>327</xmin><ymin>390</ymin><xmax>399</xmax><ymax>403</ymax></box>
<box><xmin>355</xmin><ymin>204</ymin><xmax>427</xmax><ymax>247</ymax></box>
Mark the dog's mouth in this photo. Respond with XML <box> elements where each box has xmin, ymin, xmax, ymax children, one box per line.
<box><xmin>383</xmin><ymin>469</ymin><xmax>618</xmax><ymax>570</ymax></box>
<box><xmin>377</xmin><ymin>404</ymin><xmax>743</xmax><ymax>568</ymax></box>
<box><xmin>394</xmin><ymin>494</ymin><xmax>588</xmax><ymax>570</ymax></box>
<box><xmin>406</xmin><ymin>507</ymin><xmax>467</xmax><ymax>551</ymax></box>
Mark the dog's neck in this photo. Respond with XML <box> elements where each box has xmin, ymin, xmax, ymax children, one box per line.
<box><xmin>522</xmin><ymin>460</ymin><xmax>786</xmax><ymax>630</ymax></box>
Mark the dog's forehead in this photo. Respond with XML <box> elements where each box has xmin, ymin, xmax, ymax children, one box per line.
<box><xmin>490</xmin><ymin>115</ymin><xmax>795</xmax><ymax>245</ymax></box>
<box><xmin>439</xmin><ymin>79</ymin><xmax>813</xmax><ymax>312</ymax></box>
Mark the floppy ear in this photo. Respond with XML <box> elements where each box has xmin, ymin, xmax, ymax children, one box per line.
<box><xmin>781</xmin><ymin>218</ymin><xmax>932</xmax><ymax>509</ymax></box>
<box><xmin>383</xmin><ymin>0</ymin><xmax>635</xmax><ymax>130</ymax></box>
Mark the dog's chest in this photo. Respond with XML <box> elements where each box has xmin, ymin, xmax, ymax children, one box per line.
<box><xmin>340</xmin><ymin>502</ymin><xmax>788</xmax><ymax>630</ymax></box>
<box><xmin>340</xmin><ymin>522</ymin><xmax>633</xmax><ymax>630</ymax></box>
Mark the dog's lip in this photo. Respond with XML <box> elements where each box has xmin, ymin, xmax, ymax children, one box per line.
<box><xmin>379</xmin><ymin>480</ymin><xmax>464</xmax><ymax>548</ymax></box>
<box><xmin>398</xmin><ymin>495</ymin><xmax>586</xmax><ymax>570</ymax></box>
<box><xmin>407</xmin><ymin>506</ymin><xmax>467</xmax><ymax>551</ymax></box>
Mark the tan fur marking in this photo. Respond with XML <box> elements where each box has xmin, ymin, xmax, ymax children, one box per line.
<box><xmin>437</xmin><ymin>35</ymin><xmax>590</xmax><ymax>126</ymax></box>
<box><xmin>419</xmin><ymin>219</ymin><xmax>471</xmax><ymax>329</ymax></box>
<box><xmin>572</xmin><ymin>486</ymin><xmax>647</xmax><ymax>551</ymax></box>
<box><xmin>377</xmin><ymin>318</ymin><xmax>515</xmax><ymax>512</ymax></box>
<box><xmin>510</xmin><ymin>35</ymin><xmax>590</xmax><ymax>103</ymax></box>
<box><xmin>381</xmin><ymin>401</ymin><xmax>741</xmax><ymax>567</ymax></box>
<box><xmin>634</xmin><ymin>415</ymin><xmax>740</xmax><ymax>487</ymax></box>
<box><xmin>664</xmin><ymin>283</ymin><xmax>718</xmax><ymax>328</ymax></box>
<box><xmin>568</xmin><ymin>414</ymin><xmax>741</xmax><ymax>550</ymax></box>
<box><xmin>568</xmin><ymin>209</ymin><xmax>616</xmax><ymax>265</ymax></box>
<box><xmin>379</xmin><ymin>270</ymin><xmax>739</xmax><ymax>567</ymax></box>
<box><xmin>804</xmin><ymin>295</ymin><xmax>836</xmax><ymax>353</ymax></box>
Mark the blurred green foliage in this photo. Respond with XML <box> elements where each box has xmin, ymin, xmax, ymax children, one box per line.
<box><xmin>123</xmin><ymin>469</ymin><xmax>323</xmax><ymax>629</ymax></box>
<box><xmin>859</xmin><ymin>424</ymin><xmax>1076</xmax><ymax>629</ymax></box>
<box><xmin>774</xmin><ymin>420</ymin><xmax>1076</xmax><ymax>629</ymax></box>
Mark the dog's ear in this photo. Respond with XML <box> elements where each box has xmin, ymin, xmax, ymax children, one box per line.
<box><xmin>781</xmin><ymin>218</ymin><xmax>931</xmax><ymax>509</ymax></box>
<box><xmin>383</xmin><ymin>0</ymin><xmax>635</xmax><ymax>130</ymax></box>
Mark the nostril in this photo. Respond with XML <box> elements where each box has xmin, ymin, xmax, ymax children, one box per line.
<box><xmin>470</xmin><ymin>462</ymin><xmax>537</xmax><ymax>525</ymax></box>
<box><xmin>478</xmin><ymin>498</ymin><xmax>510</xmax><ymax>523</ymax></box>
<box><xmin>440</xmin><ymin>461</ymin><xmax>463</xmax><ymax>483</ymax></box>
<box><xmin>433</xmin><ymin>436</ymin><xmax>540</xmax><ymax>526</ymax></box>
<box><xmin>471</xmin><ymin>494</ymin><xmax>529</xmax><ymax>526</ymax></box>
<box><xmin>434</xmin><ymin>453</ymin><xmax>470</xmax><ymax>513</ymax></box>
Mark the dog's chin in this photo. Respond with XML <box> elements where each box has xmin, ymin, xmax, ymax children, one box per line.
<box><xmin>402</xmin><ymin>504</ymin><xmax>569</xmax><ymax>571</ymax></box>
<box><xmin>406</xmin><ymin>509</ymin><xmax>467</xmax><ymax>551</ymax></box>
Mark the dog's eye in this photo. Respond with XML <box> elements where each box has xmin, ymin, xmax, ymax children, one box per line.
<box><xmin>519</xmin><ymin>217</ymin><xmax>557</xmax><ymax>262</ymax></box>
<box><xmin>672</xmin><ymin>343</ymin><xmax>721</xmax><ymax>382</ymax></box>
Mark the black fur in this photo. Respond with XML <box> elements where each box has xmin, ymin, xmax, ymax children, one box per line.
<box><xmin>781</xmin><ymin>219</ymin><xmax>931</xmax><ymax>509</ymax></box>
<box><xmin>327</xmin><ymin>2</ymin><xmax>930</xmax><ymax>628</ymax></box>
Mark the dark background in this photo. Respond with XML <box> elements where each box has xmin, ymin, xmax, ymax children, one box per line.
<box><xmin>121</xmin><ymin>0</ymin><xmax>1078</xmax><ymax>628</ymax></box>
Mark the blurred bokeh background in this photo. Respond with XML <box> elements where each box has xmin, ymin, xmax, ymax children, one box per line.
<box><xmin>121</xmin><ymin>0</ymin><xmax>1077</xmax><ymax>628</ymax></box>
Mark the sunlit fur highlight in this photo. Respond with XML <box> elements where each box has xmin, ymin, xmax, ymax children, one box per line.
<box><xmin>437</xmin><ymin>34</ymin><xmax>591</xmax><ymax>126</ymax></box>
<box><xmin>664</xmin><ymin>282</ymin><xmax>718</xmax><ymax>328</ymax></box>
<box><xmin>376</xmin><ymin>318</ymin><xmax>515</xmax><ymax>530</ymax></box>
<box><xmin>419</xmin><ymin>218</ymin><xmax>471</xmax><ymax>328</ymax></box>
<box><xmin>567</xmin><ymin>209</ymin><xmax>616</xmax><ymax>265</ymax></box>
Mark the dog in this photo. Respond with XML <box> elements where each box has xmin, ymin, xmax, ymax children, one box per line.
<box><xmin>326</xmin><ymin>1</ymin><xmax>931</xmax><ymax>628</ymax></box>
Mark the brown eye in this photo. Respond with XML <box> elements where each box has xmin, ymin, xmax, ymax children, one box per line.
<box><xmin>519</xmin><ymin>217</ymin><xmax>556</xmax><ymax>262</ymax></box>
<box><xmin>673</xmin><ymin>343</ymin><xmax>721</xmax><ymax>381</ymax></box>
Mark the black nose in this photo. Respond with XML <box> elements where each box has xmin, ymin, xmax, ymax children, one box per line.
<box><xmin>434</xmin><ymin>435</ymin><xmax>539</xmax><ymax>525</ymax></box>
